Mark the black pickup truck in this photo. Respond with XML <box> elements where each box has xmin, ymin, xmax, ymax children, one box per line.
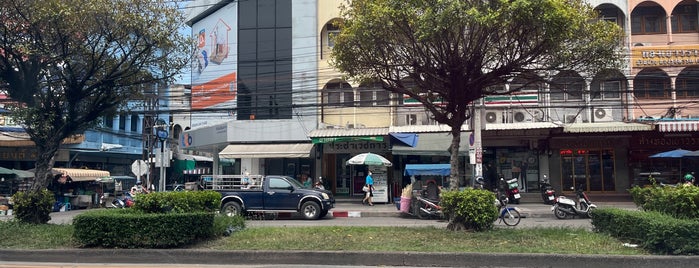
<box><xmin>203</xmin><ymin>175</ymin><xmax>335</xmax><ymax>220</ymax></box>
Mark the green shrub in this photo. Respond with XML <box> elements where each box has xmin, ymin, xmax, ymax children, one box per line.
<box><xmin>213</xmin><ymin>214</ymin><xmax>246</xmax><ymax>236</ymax></box>
<box><xmin>440</xmin><ymin>189</ymin><xmax>498</xmax><ymax>231</ymax></box>
<box><xmin>11</xmin><ymin>189</ymin><xmax>55</xmax><ymax>224</ymax></box>
<box><xmin>592</xmin><ymin>208</ymin><xmax>699</xmax><ymax>255</ymax></box>
<box><xmin>629</xmin><ymin>185</ymin><xmax>699</xmax><ymax>219</ymax></box>
<box><xmin>132</xmin><ymin>190</ymin><xmax>221</xmax><ymax>213</ymax></box>
<box><xmin>73</xmin><ymin>209</ymin><xmax>215</xmax><ymax>248</ymax></box>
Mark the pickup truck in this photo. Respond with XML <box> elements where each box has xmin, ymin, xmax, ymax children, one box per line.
<box><xmin>200</xmin><ymin>175</ymin><xmax>335</xmax><ymax>220</ymax></box>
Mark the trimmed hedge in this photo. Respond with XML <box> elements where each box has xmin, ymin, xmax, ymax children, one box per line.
<box><xmin>73</xmin><ymin>190</ymin><xmax>240</xmax><ymax>248</ymax></box>
<box><xmin>628</xmin><ymin>185</ymin><xmax>699</xmax><ymax>219</ymax></box>
<box><xmin>132</xmin><ymin>190</ymin><xmax>221</xmax><ymax>213</ymax></box>
<box><xmin>592</xmin><ymin>208</ymin><xmax>699</xmax><ymax>255</ymax></box>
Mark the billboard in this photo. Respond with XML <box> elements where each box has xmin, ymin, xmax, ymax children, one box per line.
<box><xmin>190</xmin><ymin>2</ymin><xmax>238</xmax><ymax>122</ymax></box>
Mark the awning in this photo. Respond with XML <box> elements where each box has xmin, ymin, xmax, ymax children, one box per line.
<box><xmin>389</xmin><ymin>133</ymin><xmax>418</xmax><ymax>147</ymax></box>
<box><xmin>311</xmin><ymin>136</ymin><xmax>383</xmax><ymax>144</ymax></box>
<box><xmin>563</xmin><ymin>122</ymin><xmax>653</xmax><ymax>133</ymax></box>
<box><xmin>404</xmin><ymin>164</ymin><xmax>451</xmax><ymax>176</ymax></box>
<box><xmin>219</xmin><ymin>143</ymin><xmax>314</xmax><ymax>159</ymax></box>
<box><xmin>485</xmin><ymin>122</ymin><xmax>560</xmax><ymax>130</ymax></box>
<box><xmin>53</xmin><ymin>168</ymin><xmax>110</xmax><ymax>182</ymax></box>
<box><xmin>176</xmin><ymin>153</ymin><xmax>214</xmax><ymax>162</ymax></box>
<box><xmin>392</xmin><ymin>132</ymin><xmax>469</xmax><ymax>156</ymax></box>
<box><xmin>657</xmin><ymin>121</ymin><xmax>699</xmax><ymax>132</ymax></box>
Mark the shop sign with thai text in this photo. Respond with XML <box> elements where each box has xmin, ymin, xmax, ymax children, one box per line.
<box><xmin>632</xmin><ymin>45</ymin><xmax>699</xmax><ymax>68</ymax></box>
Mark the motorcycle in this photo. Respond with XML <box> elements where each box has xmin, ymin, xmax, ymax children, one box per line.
<box><xmin>409</xmin><ymin>181</ymin><xmax>442</xmax><ymax>219</ymax></box>
<box><xmin>100</xmin><ymin>191</ymin><xmax>135</xmax><ymax>209</ymax></box>
<box><xmin>552</xmin><ymin>184</ymin><xmax>597</xmax><ymax>219</ymax></box>
<box><xmin>498</xmin><ymin>177</ymin><xmax>521</xmax><ymax>204</ymax></box>
<box><xmin>540</xmin><ymin>175</ymin><xmax>556</xmax><ymax>205</ymax></box>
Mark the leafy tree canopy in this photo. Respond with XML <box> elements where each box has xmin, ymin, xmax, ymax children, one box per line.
<box><xmin>0</xmin><ymin>0</ymin><xmax>190</xmax><ymax>222</ymax></box>
<box><xmin>331</xmin><ymin>0</ymin><xmax>624</xmax><ymax>188</ymax></box>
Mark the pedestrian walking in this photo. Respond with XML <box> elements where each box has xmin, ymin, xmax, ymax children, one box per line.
<box><xmin>362</xmin><ymin>171</ymin><xmax>374</xmax><ymax>206</ymax></box>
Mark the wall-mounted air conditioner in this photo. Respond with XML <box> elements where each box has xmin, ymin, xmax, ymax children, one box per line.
<box><xmin>484</xmin><ymin>111</ymin><xmax>503</xmax><ymax>124</ymax></box>
<box><xmin>564</xmin><ymin>114</ymin><xmax>578</xmax><ymax>124</ymax></box>
<box><xmin>593</xmin><ymin>108</ymin><xmax>613</xmax><ymax>122</ymax></box>
<box><xmin>512</xmin><ymin>110</ymin><xmax>533</xmax><ymax>123</ymax></box>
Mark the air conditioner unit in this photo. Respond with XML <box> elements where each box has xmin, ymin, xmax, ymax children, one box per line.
<box><xmin>484</xmin><ymin>111</ymin><xmax>502</xmax><ymax>124</ymax></box>
<box><xmin>346</xmin><ymin>123</ymin><xmax>355</xmax><ymax>128</ymax></box>
<box><xmin>593</xmin><ymin>108</ymin><xmax>613</xmax><ymax>122</ymax></box>
<box><xmin>405</xmin><ymin>114</ymin><xmax>418</xmax><ymax>125</ymax></box>
<box><xmin>565</xmin><ymin>114</ymin><xmax>578</xmax><ymax>124</ymax></box>
<box><xmin>512</xmin><ymin>110</ymin><xmax>533</xmax><ymax>123</ymax></box>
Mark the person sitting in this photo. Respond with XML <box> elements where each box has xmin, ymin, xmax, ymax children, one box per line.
<box><xmin>683</xmin><ymin>173</ymin><xmax>695</xmax><ymax>186</ymax></box>
<box><xmin>130</xmin><ymin>181</ymin><xmax>149</xmax><ymax>196</ymax></box>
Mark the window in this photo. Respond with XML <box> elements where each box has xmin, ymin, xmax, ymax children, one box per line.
<box><xmin>105</xmin><ymin>116</ymin><xmax>114</xmax><ymax>128</ymax></box>
<box><xmin>676</xmin><ymin>67</ymin><xmax>699</xmax><ymax>98</ymax></box>
<box><xmin>592</xmin><ymin>81</ymin><xmax>621</xmax><ymax>100</ymax></box>
<box><xmin>325</xmin><ymin>81</ymin><xmax>354</xmax><ymax>107</ymax></box>
<box><xmin>550</xmin><ymin>71</ymin><xmax>584</xmax><ymax>101</ymax></box>
<box><xmin>634</xmin><ymin>69</ymin><xmax>671</xmax><ymax>98</ymax></box>
<box><xmin>130</xmin><ymin>115</ymin><xmax>139</xmax><ymax>132</ymax></box>
<box><xmin>358</xmin><ymin>82</ymin><xmax>389</xmax><ymax>107</ymax></box>
<box><xmin>631</xmin><ymin>6</ymin><xmax>667</xmax><ymax>34</ymax></box>
<box><xmin>672</xmin><ymin>5</ymin><xmax>698</xmax><ymax>33</ymax></box>
<box><xmin>118</xmin><ymin>114</ymin><xmax>126</xmax><ymax>131</ymax></box>
<box><xmin>326</xmin><ymin>23</ymin><xmax>340</xmax><ymax>48</ymax></box>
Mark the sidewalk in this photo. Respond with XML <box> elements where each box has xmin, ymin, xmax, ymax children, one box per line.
<box><xmin>328</xmin><ymin>195</ymin><xmax>638</xmax><ymax>218</ymax></box>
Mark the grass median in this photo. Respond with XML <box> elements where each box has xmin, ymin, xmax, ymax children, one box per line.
<box><xmin>0</xmin><ymin>221</ymin><xmax>646</xmax><ymax>255</ymax></box>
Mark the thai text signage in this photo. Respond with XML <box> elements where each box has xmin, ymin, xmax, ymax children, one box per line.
<box><xmin>323</xmin><ymin>141</ymin><xmax>390</xmax><ymax>154</ymax></box>
<box><xmin>632</xmin><ymin>45</ymin><xmax>699</xmax><ymax>68</ymax></box>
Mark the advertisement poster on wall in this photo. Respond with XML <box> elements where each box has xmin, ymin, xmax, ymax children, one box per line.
<box><xmin>369</xmin><ymin>166</ymin><xmax>389</xmax><ymax>203</ymax></box>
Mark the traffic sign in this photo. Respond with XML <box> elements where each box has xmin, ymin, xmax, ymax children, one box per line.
<box><xmin>131</xmin><ymin>159</ymin><xmax>148</xmax><ymax>176</ymax></box>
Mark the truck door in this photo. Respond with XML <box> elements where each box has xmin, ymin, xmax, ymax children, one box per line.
<box><xmin>263</xmin><ymin>177</ymin><xmax>300</xmax><ymax>210</ymax></box>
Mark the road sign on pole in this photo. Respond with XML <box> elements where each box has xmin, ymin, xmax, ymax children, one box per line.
<box><xmin>131</xmin><ymin>159</ymin><xmax>148</xmax><ymax>182</ymax></box>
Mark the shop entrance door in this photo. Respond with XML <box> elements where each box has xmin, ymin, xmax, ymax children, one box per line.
<box><xmin>560</xmin><ymin>149</ymin><xmax>615</xmax><ymax>192</ymax></box>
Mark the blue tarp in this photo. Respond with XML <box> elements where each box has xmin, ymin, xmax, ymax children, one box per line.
<box><xmin>389</xmin><ymin>133</ymin><xmax>419</xmax><ymax>147</ymax></box>
<box><xmin>404</xmin><ymin>164</ymin><xmax>451</xmax><ymax>176</ymax></box>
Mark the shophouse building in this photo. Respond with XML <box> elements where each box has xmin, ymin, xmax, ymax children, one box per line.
<box><xmin>181</xmin><ymin>0</ymin><xmax>699</xmax><ymax>200</ymax></box>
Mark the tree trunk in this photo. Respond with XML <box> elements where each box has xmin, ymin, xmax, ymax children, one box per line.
<box><xmin>22</xmin><ymin>138</ymin><xmax>60</xmax><ymax>224</ymax></box>
<box><xmin>448</xmin><ymin>125</ymin><xmax>462</xmax><ymax>191</ymax></box>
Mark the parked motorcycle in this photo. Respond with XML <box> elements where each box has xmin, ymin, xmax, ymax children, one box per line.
<box><xmin>410</xmin><ymin>181</ymin><xmax>442</xmax><ymax>219</ymax></box>
<box><xmin>498</xmin><ymin>177</ymin><xmax>521</xmax><ymax>204</ymax></box>
<box><xmin>540</xmin><ymin>175</ymin><xmax>556</xmax><ymax>205</ymax></box>
<box><xmin>100</xmin><ymin>192</ymin><xmax>135</xmax><ymax>209</ymax></box>
<box><xmin>552</xmin><ymin>184</ymin><xmax>597</xmax><ymax>219</ymax></box>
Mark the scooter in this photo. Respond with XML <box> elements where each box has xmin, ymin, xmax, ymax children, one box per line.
<box><xmin>499</xmin><ymin>177</ymin><xmax>521</xmax><ymax>204</ymax></box>
<box><xmin>409</xmin><ymin>182</ymin><xmax>442</xmax><ymax>219</ymax></box>
<box><xmin>540</xmin><ymin>175</ymin><xmax>556</xmax><ymax>205</ymax></box>
<box><xmin>552</xmin><ymin>184</ymin><xmax>597</xmax><ymax>219</ymax></box>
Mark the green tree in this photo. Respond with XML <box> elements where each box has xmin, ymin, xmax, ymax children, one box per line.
<box><xmin>0</xmin><ymin>0</ymin><xmax>190</xmax><ymax>223</ymax></box>
<box><xmin>331</xmin><ymin>0</ymin><xmax>624</xmax><ymax>189</ymax></box>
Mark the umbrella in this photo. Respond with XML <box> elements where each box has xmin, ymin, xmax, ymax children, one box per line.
<box><xmin>346</xmin><ymin>153</ymin><xmax>393</xmax><ymax>167</ymax></box>
<box><xmin>649</xmin><ymin>149</ymin><xmax>692</xmax><ymax>158</ymax></box>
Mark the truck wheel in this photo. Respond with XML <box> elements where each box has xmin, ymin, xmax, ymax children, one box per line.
<box><xmin>221</xmin><ymin>202</ymin><xmax>242</xmax><ymax>217</ymax></box>
<box><xmin>300</xmin><ymin>201</ymin><xmax>321</xmax><ymax>220</ymax></box>
<box><xmin>319</xmin><ymin>210</ymin><xmax>328</xmax><ymax>218</ymax></box>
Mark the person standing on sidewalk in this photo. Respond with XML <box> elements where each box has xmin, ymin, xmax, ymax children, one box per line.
<box><xmin>362</xmin><ymin>171</ymin><xmax>374</xmax><ymax>206</ymax></box>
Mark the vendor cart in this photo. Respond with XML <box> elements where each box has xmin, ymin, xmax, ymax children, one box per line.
<box><xmin>402</xmin><ymin>164</ymin><xmax>450</xmax><ymax>219</ymax></box>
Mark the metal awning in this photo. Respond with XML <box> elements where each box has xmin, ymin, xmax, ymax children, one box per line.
<box><xmin>563</xmin><ymin>122</ymin><xmax>653</xmax><ymax>133</ymax></box>
<box><xmin>219</xmin><ymin>143</ymin><xmax>314</xmax><ymax>159</ymax></box>
<box><xmin>176</xmin><ymin>153</ymin><xmax>214</xmax><ymax>162</ymax></box>
<box><xmin>307</xmin><ymin>127</ymin><xmax>389</xmax><ymax>138</ymax></box>
<box><xmin>485</xmin><ymin>122</ymin><xmax>560</xmax><ymax>130</ymax></box>
<box><xmin>53</xmin><ymin>168</ymin><xmax>110</xmax><ymax>182</ymax></box>
<box><xmin>657</xmin><ymin>121</ymin><xmax>699</xmax><ymax>132</ymax></box>
<box><xmin>392</xmin><ymin>132</ymin><xmax>469</xmax><ymax>156</ymax></box>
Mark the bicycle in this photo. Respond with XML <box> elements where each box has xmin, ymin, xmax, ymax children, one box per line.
<box><xmin>495</xmin><ymin>195</ymin><xmax>521</xmax><ymax>226</ymax></box>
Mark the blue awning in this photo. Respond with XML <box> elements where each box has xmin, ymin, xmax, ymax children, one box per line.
<box><xmin>404</xmin><ymin>164</ymin><xmax>451</xmax><ymax>176</ymax></box>
<box><xmin>389</xmin><ymin>132</ymin><xmax>418</xmax><ymax>147</ymax></box>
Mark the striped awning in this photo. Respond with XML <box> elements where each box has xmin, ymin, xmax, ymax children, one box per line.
<box><xmin>53</xmin><ymin>168</ymin><xmax>110</xmax><ymax>182</ymax></box>
<box><xmin>657</xmin><ymin>121</ymin><xmax>699</xmax><ymax>132</ymax></box>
